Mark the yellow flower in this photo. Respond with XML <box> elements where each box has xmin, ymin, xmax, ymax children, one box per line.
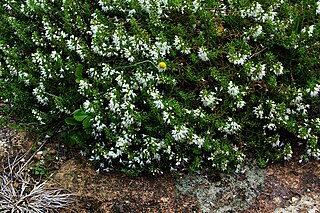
<box><xmin>159</xmin><ymin>62</ymin><xmax>167</xmax><ymax>69</ymax></box>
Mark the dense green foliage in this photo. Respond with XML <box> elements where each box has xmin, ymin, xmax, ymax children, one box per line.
<box><xmin>0</xmin><ymin>0</ymin><xmax>319</xmax><ymax>174</ymax></box>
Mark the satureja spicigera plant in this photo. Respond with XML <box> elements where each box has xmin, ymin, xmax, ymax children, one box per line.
<box><xmin>0</xmin><ymin>0</ymin><xmax>319</xmax><ymax>175</ymax></box>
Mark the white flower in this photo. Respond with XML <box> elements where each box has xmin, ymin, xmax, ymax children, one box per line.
<box><xmin>32</xmin><ymin>83</ymin><xmax>49</xmax><ymax>105</ymax></box>
<box><xmin>253</xmin><ymin>104</ymin><xmax>264</xmax><ymax>119</ymax></box>
<box><xmin>193</xmin><ymin>0</ymin><xmax>201</xmax><ymax>13</ymax></box>
<box><xmin>244</xmin><ymin>61</ymin><xmax>266</xmax><ymax>80</ymax></box>
<box><xmin>191</xmin><ymin>134</ymin><xmax>205</xmax><ymax>148</ymax></box>
<box><xmin>241</xmin><ymin>2</ymin><xmax>264</xmax><ymax>20</ymax></box>
<box><xmin>219</xmin><ymin>117</ymin><xmax>241</xmax><ymax>135</ymax></box>
<box><xmin>199</xmin><ymin>90</ymin><xmax>221</xmax><ymax>108</ymax></box>
<box><xmin>243</xmin><ymin>25</ymin><xmax>263</xmax><ymax>41</ymax></box>
<box><xmin>308</xmin><ymin>84</ymin><xmax>320</xmax><ymax>97</ymax></box>
<box><xmin>162</xmin><ymin>111</ymin><xmax>171</xmax><ymax>124</ymax></box>
<box><xmin>253</xmin><ymin>63</ymin><xmax>266</xmax><ymax>80</ymax></box>
<box><xmin>155</xmin><ymin>41</ymin><xmax>171</xmax><ymax>57</ymax></box>
<box><xmin>198</xmin><ymin>47</ymin><xmax>209</xmax><ymax>61</ymax></box>
<box><xmin>79</xmin><ymin>80</ymin><xmax>90</xmax><ymax>90</ymax></box>
<box><xmin>227</xmin><ymin>81</ymin><xmax>240</xmax><ymax>97</ymax></box>
<box><xmin>252</xmin><ymin>25</ymin><xmax>263</xmax><ymax>39</ymax></box>
<box><xmin>173</xmin><ymin>35</ymin><xmax>191</xmax><ymax>54</ymax></box>
<box><xmin>83</xmin><ymin>100</ymin><xmax>95</xmax><ymax>113</ymax></box>
<box><xmin>271</xmin><ymin>62</ymin><xmax>284</xmax><ymax>76</ymax></box>
<box><xmin>236</xmin><ymin>100</ymin><xmax>246</xmax><ymax>109</ymax></box>
<box><xmin>291</xmin><ymin>91</ymin><xmax>303</xmax><ymax>105</ymax></box>
<box><xmin>308</xmin><ymin>25</ymin><xmax>315</xmax><ymax>37</ymax></box>
<box><xmin>260</xmin><ymin>11</ymin><xmax>277</xmax><ymax>23</ymax></box>
<box><xmin>173</xmin><ymin>35</ymin><xmax>181</xmax><ymax>49</ymax></box>
<box><xmin>227</xmin><ymin>52</ymin><xmax>249</xmax><ymax>65</ymax></box>
<box><xmin>154</xmin><ymin>100</ymin><xmax>164</xmax><ymax>109</ymax></box>
<box><xmin>172</xmin><ymin>125</ymin><xmax>189</xmax><ymax>141</ymax></box>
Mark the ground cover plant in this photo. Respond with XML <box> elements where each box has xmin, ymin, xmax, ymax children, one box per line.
<box><xmin>0</xmin><ymin>0</ymin><xmax>319</xmax><ymax>175</ymax></box>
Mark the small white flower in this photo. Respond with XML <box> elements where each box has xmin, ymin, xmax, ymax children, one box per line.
<box><xmin>198</xmin><ymin>47</ymin><xmax>209</xmax><ymax>61</ymax></box>
<box><xmin>154</xmin><ymin>100</ymin><xmax>164</xmax><ymax>109</ymax></box>
<box><xmin>227</xmin><ymin>52</ymin><xmax>249</xmax><ymax>65</ymax></box>
<box><xmin>227</xmin><ymin>81</ymin><xmax>240</xmax><ymax>97</ymax></box>
<box><xmin>253</xmin><ymin>104</ymin><xmax>264</xmax><ymax>119</ymax></box>
<box><xmin>308</xmin><ymin>84</ymin><xmax>320</xmax><ymax>97</ymax></box>
<box><xmin>252</xmin><ymin>25</ymin><xmax>263</xmax><ymax>39</ymax></box>
<box><xmin>193</xmin><ymin>0</ymin><xmax>201</xmax><ymax>13</ymax></box>
<box><xmin>236</xmin><ymin>100</ymin><xmax>246</xmax><ymax>109</ymax></box>
<box><xmin>172</xmin><ymin>125</ymin><xmax>189</xmax><ymax>141</ymax></box>
<box><xmin>271</xmin><ymin>62</ymin><xmax>284</xmax><ymax>76</ymax></box>
<box><xmin>199</xmin><ymin>90</ymin><xmax>221</xmax><ymax>108</ymax></box>
<box><xmin>219</xmin><ymin>117</ymin><xmax>241</xmax><ymax>135</ymax></box>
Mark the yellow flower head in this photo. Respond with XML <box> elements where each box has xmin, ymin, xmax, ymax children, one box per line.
<box><xmin>159</xmin><ymin>62</ymin><xmax>167</xmax><ymax>69</ymax></box>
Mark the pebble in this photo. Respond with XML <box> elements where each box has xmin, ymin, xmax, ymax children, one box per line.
<box><xmin>48</xmin><ymin>149</ymin><xmax>57</xmax><ymax>155</ymax></box>
<box><xmin>291</xmin><ymin>197</ymin><xmax>299</xmax><ymax>203</ymax></box>
<box><xmin>34</xmin><ymin>154</ymin><xmax>42</xmax><ymax>160</ymax></box>
<box><xmin>13</xmin><ymin>181</ymin><xmax>19</xmax><ymax>188</ymax></box>
<box><xmin>36</xmin><ymin>151</ymin><xmax>43</xmax><ymax>155</ymax></box>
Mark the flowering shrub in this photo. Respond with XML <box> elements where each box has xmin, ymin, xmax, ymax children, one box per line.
<box><xmin>0</xmin><ymin>0</ymin><xmax>319</xmax><ymax>174</ymax></box>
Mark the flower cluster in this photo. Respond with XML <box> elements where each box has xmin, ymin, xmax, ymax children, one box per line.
<box><xmin>227</xmin><ymin>52</ymin><xmax>250</xmax><ymax>66</ymax></box>
<box><xmin>32</xmin><ymin>82</ymin><xmax>48</xmax><ymax>105</ymax></box>
<box><xmin>306</xmin><ymin>84</ymin><xmax>320</xmax><ymax>97</ymax></box>
<box><xmin>227</xmin><ymin>39</ymin><xmax>251</xmax><ymax>66</ymax></box>
<box><xmin>173</xmin><ymin>35</ymin><xmax>191</xmax><ymax>55</ymax></box>
<box><xmin>218</xmin><ymin>117</ymin><xmax>241</xmax><ymax>136</ymax></box>
<box><xmin>271</xmin><ymin>62</ymin><xmax>284</xmax><ymax>76</ymax></box>
<box><xmin>199</xmin><ymin>89</ymin><xmax>222</xmax><ymax>109</ymax></box>
<box><xmin>198</xmin><ymin>47</ymin><xmax>209</xmax><ymax>62</ymax></box>
<box><xmin>243</xmin><ymin>25</ymin><xmax>263</xmax><ymax>41</ymax></box>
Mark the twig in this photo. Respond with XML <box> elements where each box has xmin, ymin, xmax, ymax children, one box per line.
<box><xmin>17</xmin><ymin>137</ymin><xmax>49</xmax><ymax>174</ymax></box>
<box><xmin>250</xmin><ymin>47</ymin><xmax>268</xmax><ymax>59</ymax></box>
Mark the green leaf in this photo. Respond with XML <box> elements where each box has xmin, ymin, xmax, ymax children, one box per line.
<box><xmin>192</xmin><ymin>147</ymin><xmax>202</xmax><ymax>154</ymax></box>
<box><xmin>82</xmin><ymin>116</ymin><xmax>92</xmax><ymax>128</ymax></box>
<box><xmin>70</xmin><ymin>131</ymin><xmax>83</xmax><ymax>146</ymax></box>
<box><xmin>65</xmin><ymin>117</ymin><xmax>78</xmax><ymax>125</ymax></box>
<box><xmin>75</xmin><ymin>64</ymin><xmax>83</xmax><ymax>79</ymax></box>
<box><xmin>73</xmin><ymin>110</ymin><xmax>89</xmax><ymax>121</ymax></box>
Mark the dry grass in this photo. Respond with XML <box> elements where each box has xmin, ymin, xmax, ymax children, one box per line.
<box><xmin>0</xmin><ymin>145</ymin><xmax>74</xmax><ymax>212</ymax></box>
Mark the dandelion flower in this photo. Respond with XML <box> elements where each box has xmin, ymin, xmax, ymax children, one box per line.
<box><xmin>159</xmin><ymin>62</ymin><xmax>167</xmax><ymax>69</ymax></box>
